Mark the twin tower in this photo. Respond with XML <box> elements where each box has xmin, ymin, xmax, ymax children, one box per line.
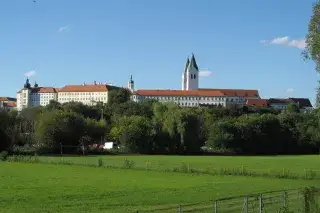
<box><xmin>182</xmin><ymin>54</ymin><xmax>199</xmax><ymax>91</ymax></box>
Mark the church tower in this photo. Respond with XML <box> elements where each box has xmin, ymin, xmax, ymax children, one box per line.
<box><xmin>128</xmin><ymin>75</ymin><xmax>134</xmax><ymax>92</ymax></box>
<box><xmin>182</xmin><ymin>54</ymin><xmax>199</xmax><ymax>90</ymax></box>
<box><xmin>181</xmin><ymin>58</ymin><xmax>189</xmax><ymax>90</ymax></box>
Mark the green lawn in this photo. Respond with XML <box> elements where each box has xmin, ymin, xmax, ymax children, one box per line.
<box><xmin>38</xmin><ymin>155</ymin><xmax>320</xmax><ymax>177</ymax></box>
<box><xmin>0</xmin><ymin>162</ymin><xmax>319</xmax><ymax>213</ymax></box>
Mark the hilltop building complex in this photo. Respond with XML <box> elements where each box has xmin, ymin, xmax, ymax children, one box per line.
<box><xmin>15</xmin><ymin>54</ymin><xmax>312</xmax><ymax>111</ymax></box>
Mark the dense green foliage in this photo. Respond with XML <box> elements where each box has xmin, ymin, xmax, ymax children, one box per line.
<box><xmin>0</xmin><ymin>88</ymin><xmax>319</xmax><ymax>155</ymax></box>
<box><xmin>305</xmin><ymin>1</ymin><xmax>320</xmax><ymax>72</ymax></box>
<box><xmin>0</xmin><ymin>162</ymin><xmax>317</xmax><ymax>213</ymax></box>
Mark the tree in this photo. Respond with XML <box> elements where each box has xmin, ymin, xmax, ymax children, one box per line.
<box><xmin>35</xmin><ymin>110</ymin><xmax>86</xmax><ymax>152</ymax></box>
<box><xmin>112</xmin><ymin>115</ymin><xmax>154</xmax><ymax>153</ymax></box>
<box><xmin>0</xmin><ymin>110</ymin><xmax>17</xmax><ymax>151</ymax></box>
<box><xmin>305</xmin><ymin>1</ymin><xmax>320</xmax><ymax>72</ymax></box>
<box><xmin>316</xmin><ymin>80</ymin><xmax>320</xmax><ymax>108</ymax></box>
<box><xmin>44</xmin><ymin>100</ymin><xmax>62</xmax><ymax>111</ymax></box>
<box><xmin>108</xmin><ymin>88</ymin><xmax>131</xmax><ymax>105</ymax></box>
<box><xmin>285</xmin><ymin>103</ymin><xmax>300</xmax><ymax>113</ymax></box>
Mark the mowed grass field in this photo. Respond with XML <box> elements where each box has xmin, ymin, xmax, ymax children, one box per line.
<box><xmin>38</xmin><ymin>155</ymin><xmax>320</xmax><ymax>176</ymax></box>
<box><xmin>0</xmin><ymin>162</ymin><xmax>319</xmax><ymax>213</ymax></box>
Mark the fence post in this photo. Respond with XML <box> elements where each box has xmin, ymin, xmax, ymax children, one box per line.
<box><xmin>283</xmin><ymin>191</ymin><xmax>287</xmax><ymax>208</ymax></box>
<box><xmin>214</xmin><ymin>200</ymin><xmax>218</xmax><ymax>213</ymax></box>
<box><xmin>259</xmin><ymin>194</ymin><xmax>263</xmax><ymax>213</ymax></box>
<box><xmin>178</xmin><ymin>205</ymin><xmax>182</xmax><ymax>213</ymax></box>
<box><xmin>244</xmin><ymin>196</ymin><xmax>248</xmax><ymax>213</ymax></box>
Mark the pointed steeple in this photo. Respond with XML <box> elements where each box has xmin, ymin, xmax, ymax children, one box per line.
<box><xmin>184</xmin><ymin>58</ymin><xmax>190</xmax><ymax>73</ymax></box>
<box><xmin>34</xmin><ymin>81</ymin><xmax>38</xmax><ymax>88</ymax></box>
<box><xmin>128</xmin><ymin>75</ymin><xmax>134</xmax><ymax>92</ymax></box>
<box><xmin>190</xmin><ymin>53</ymin><xmax>199</xmax><ymax>70</ymax></box>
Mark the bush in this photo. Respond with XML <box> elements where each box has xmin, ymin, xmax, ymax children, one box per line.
<box><xmin>87</xmin><ymin>147</ymin><xmax>112</xmax><ymax>155</ymax></box>
<box><xmin>123</xmin><ymin>159</ymin><xmax>135</xmax><ymax>169</ymax></box>
<box><xmin>97</xmin><ymin>158</ymin><xmax>103</xmax><ymax>167</ymax></box>
<box><xmin>12</xmin><ymin>146</ymin><xmax>37</xmax><ymax>156</ymax></box>
<box><xmin>6</xmin><ymin>155</ymin><xmax>39</xmax><ymax>163</ymax></box>
<box><xmin>0</xmin><ymin>151</ymin><xmax>8</xmax><ymax>161</ymax></box>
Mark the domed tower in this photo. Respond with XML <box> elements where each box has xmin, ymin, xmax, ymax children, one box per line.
<box><xmin>128</xmin><ymin>75</ymin><xmax>134</xmax><ymax>92</ymax></box>
<box><xmin>34</xmin><ymin>81</ymin><xmax>38</xmax><ymax>88</ymax></box>
<box><xmin>24</xmin><ymin>78</ymin><xmax>31</xmax><ymax>89</ymax></box>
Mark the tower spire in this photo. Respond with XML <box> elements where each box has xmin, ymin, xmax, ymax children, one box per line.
<box><xmin>128</xmin><ymin>75</ymin><xmax>134</xmax><ymax>92</ymax></box>
<box><xmin>184</xmin><ymin>57</ymin><xmax>190</xmax><ymax>73</ymax></box>
<box><xmin>190</xmin><ymin>53</ymin><xmax>199</xmax><ymax>70</ymax></box>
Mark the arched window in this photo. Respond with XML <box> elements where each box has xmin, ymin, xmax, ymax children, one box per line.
<box><xmin>190</xmin><ymin>74</ymin><xmax>193</xmax><ymax>79</ymax></box>
<box><xmin>194</xmin><ymin>74</ymin><xmax>196</xmax><ymax>79</ymax></box>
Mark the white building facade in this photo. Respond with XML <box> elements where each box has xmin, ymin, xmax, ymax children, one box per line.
<box><xmin>58</xmin><ymin>83</ymin><xmax>109</xmax><ymax>105</ymax></box>
<box><xmin>16</xmin><ymin>80</ymin><xmax>58</xmax><ymax>111</ymax></box>
<box><xmin>132</xmin><ymin>54</ymin><xmax>260</xmax><ymax>107</ymax></box>
<box><xmin>16</xmin><ymin>80</ymin><xmax>116</xmax><ymax>111</ymax></box>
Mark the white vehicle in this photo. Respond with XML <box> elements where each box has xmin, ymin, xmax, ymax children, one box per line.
<box><xmin>103</xmin><ymin>142</ymin><xmax>119</xmax><ymax>150</ymax></box>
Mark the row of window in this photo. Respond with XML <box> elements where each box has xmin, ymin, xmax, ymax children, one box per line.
<box><xmin>58</xmin><ymin>97</ymin><xmax>107</xmax><ymax>101</ymax></box>
<box><xmin>135</xmin><ymin>96</ymin><xmax>226</xmax><ymax>101</ymax></box>
<box><xmin>134</xmin><ymin>95</ymin><xmax>246</xmax><ymax>102</ymax></box>
<box><xmin>59</xmin><ymin>92</ymin><xmax>107</xmax><ymax>96</ymax></box>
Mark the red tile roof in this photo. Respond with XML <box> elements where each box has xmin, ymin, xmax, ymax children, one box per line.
<box><xmin>288</xmin><ymin>98</ymin><xmax>313</xmax><ymax>108</ymax></box>
<box><xmin>4</xmin><ymin>102</ymin><xmax>16</xmax><ymax>108</ymax></box>
<box><xmin>268</xmin><ymin>98</ymin><xmax>294</xmax><ymax>104</ymax></box>
<box><xmin>0</xmin><ymin>97</ymin><xmax>17</xmax><ymax>102</ymax></box>
<box><xmin>59</xmin><ymin>84</ymin><xmax>109</xmax><ymax>92</ymax></box>
<box><xmin>133</xmin><ymin>89</ymin><xmax>226</xmax><ymax>97</ymax></box>
<box><xmin>199</xmin><ymin>88</ymin><xmax>259</xmax><ymax>97</ymax></box>
<box><xmin>17</xmin><ymin>87</ymin><xmax>58</xmax><ymax>93</ymax></box>
<box><xmin>246</xmin><ymin>99</ymin><xmax>269</xmax><ymax>107</ymax></box>
<box><xmin>133</xmin><ymin>88</ymin><xmax>259</xmax><ymax>97</ymax></box>
<box><xmin>31</xmin><ymin>87</ymin><xmax>58</xmax><ymax>93</ymax></box>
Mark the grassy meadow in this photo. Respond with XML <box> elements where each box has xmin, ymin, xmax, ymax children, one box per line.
<box><xmin>0</xmin><ymin>162</ymin><xmax>319</xmax><ymax>213</ymax></box>
<box><xmin>37</xmin><ymin>155</ymin><xmax>320</xmax><ymax>178</ymax></box>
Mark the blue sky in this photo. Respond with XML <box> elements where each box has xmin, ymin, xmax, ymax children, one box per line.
<box><xmin>0</xmin><ymin>0</ymin><xmax>318</xmax><ymax>103</ymax></box>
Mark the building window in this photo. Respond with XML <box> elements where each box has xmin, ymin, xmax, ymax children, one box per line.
<box><xmin>194</xmin><ymin>74</ymin><xmax>196</xmax><ymax>79</ymax></box>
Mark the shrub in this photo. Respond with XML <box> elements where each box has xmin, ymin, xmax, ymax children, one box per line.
<box><xmin>123</xmin><ymin>159</ymin><xmax>135</xmax><ymax>169</ymax></box>
<box><xmin>6</xmin><ymin>155</ymin><xmax>39</xmax><ymax>163</ymax></box>
<box><xmin>0</xmin><ymin>151</ymin><xmax>8</xmax><ymax>161</ymax></box>
<box><xmin>12</xmin><ymin>146</ymin><xmax>36</xmax><ymax>156</ymax></box>
<box><xmin>97</xmin><ymin>158</ymin><xmax>103</xmax><ymax>167</ymax></box>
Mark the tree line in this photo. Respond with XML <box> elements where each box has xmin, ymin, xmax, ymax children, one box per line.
<box><xmin>0</xmin><ymin>88</ymin><xmax>319</xmax><ymax>155</ymax></box>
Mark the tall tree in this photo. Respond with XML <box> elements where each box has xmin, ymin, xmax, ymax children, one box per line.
<box><xmin>305</xmin><ymin>1</ymin><xmax>320</xmax><ymax>72</ymax></box>
<box><xmin>316</xmin><ymin>80</ymin><xmax>320</xmax><ymax>108</ymax></box>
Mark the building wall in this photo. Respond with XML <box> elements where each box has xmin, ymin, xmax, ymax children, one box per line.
<box><xmin>30</xmin><ymin>93</ymin><xmax>57</xmax><ymax>106</ymax></box>
<box><xmin>133</xmin><ymin>95</ymin><xmax>229</xmax><ymax>107</ymax></box>
<box><xmin>16</xmin><ymin>89</ymin><xmax>31</xmax><ymax>111</ymax></box>
<box><xmin>270</xmin><ymin>103</ymin><xmax>288</xmax><ymax>110</ymax></box>
<box><xmin>58</xmin><ymin>91</ymin><xmax>108</xmax><ymax>105</ymax></box>
<box><xmin>16</xmin><ymin>90</ymin><xmax>109</xmax><ymax>111</ymax></box>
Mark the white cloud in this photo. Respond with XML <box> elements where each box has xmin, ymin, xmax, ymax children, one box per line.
<box><xmin>285</xmin><ymin>88</ymin><xmax>295</xmax><ymax>93</ymax></box>
<box><xmin>199</xmin><ymin>69</ymin><xmax>214</xmax><ymax>77</ymax></box>
<box><xmin>260</xmin><ymin>36</ymin><xmax>306</xmax><ymax>49</ymax></box>
<box><xmin>58</xmin><ymin>25</ymin><xmax>68</xmax><ymax>32</ymax></box>
<box><xmin>24</xmin><ymin>70</ymin><xmax>36</xmax><ymax>78</ymax></box>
